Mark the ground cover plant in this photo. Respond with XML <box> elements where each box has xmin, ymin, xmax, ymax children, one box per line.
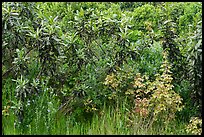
<box><xmin>2</xmin><ymin>2</ymin><xmax>202</xmax><ymax>135</ymax></box>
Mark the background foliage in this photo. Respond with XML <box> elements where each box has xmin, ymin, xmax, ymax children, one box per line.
<box><xmin>2</xmin><ymin>2</ymin><xmax>202</xmax><ymax>135</ymax></box>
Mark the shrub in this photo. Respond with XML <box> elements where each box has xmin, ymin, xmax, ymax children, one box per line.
<box><xmin>147</xmin><ymin>51</ymin><xmax>184</xmax><ymax>124</ymax></box>
<box><xmin>186</xmin><ymin>117</ymin><xmax>202</xmax><ymax>135</ymax></box>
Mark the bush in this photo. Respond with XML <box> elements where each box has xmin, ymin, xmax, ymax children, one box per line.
<box><xmin>186</xmin><ymin>117</ymin><xmax>202</xmax><ymax>135</ymax></box>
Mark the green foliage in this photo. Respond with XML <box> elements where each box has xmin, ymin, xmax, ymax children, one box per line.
<box><xmin>131</xmin><ymin>4</ymin><xmax>161</xmax><ymax>31</ymax></box>
<box><xmin>2</xmin><ymin>2</ymin><xmax>202</xmax><ymax>135</ymax></box>
<box><xmin>174</xmin><ymin>80</ymin><xmax>198</xmax><ymax>122</ymax></box>
<box><xmin>160</xmin><ymin>19</ymin><xmax>186</xmax><ymax>85</ymax></box>
<box><xmin>185</xmin><ymin>20</ymin><xmax>202</xmax><ymax>113</ymax></box>
<box><xmin>178</xmin><ymin>2</ymin><xmax>202</xmax><ymax>35</ymax></box>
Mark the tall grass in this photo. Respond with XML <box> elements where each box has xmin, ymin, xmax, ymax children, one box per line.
<box><xmin>2</xmin><ymin>83</ymin><xmax>189</xmax><ymax>135</ymax></box>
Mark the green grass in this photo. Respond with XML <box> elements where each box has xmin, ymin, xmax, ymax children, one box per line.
<box><xmin>2</xmin><ymin>109</ymin><xmax>190</xmax><ymax>135</ymax></box>
<box><xmin>2</xmin><ymin>90</ymin><xmax>190</xmax><ymax>135</ymax></box>
<box><xmin>2</xmin><ymin>74</ymin><xmax>190</xmax><ymax>135</ymax></box>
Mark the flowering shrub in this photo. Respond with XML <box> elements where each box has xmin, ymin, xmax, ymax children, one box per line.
<box><xmin>128</xmin><ymin>51</ymin><xmax>183</xmax><ymax>125</ymax></box>
<box><xmin>2</xmin><ymin>105</ymin><xmax>11</xmax><ymax>117</ymax></box>
<box><xmin>147</xmin><ymin>51</ymin><xmax>184</xmax><ymax>123</ymax></box>
<box><xmin>104</xmin><ymin>51</ymin><xmax>184</xmax><ymax>126</ymax></box>
<box><xmin>134</xmin><ymin>97</ymin><xmax>149</xmax><ymax>117</ymax></box>
<box><xmin>104</xmin><ymin>73</ymin><xmax>119</xmax><ymax>89</ymax></box>
<box><xmin>186</xmin><ymin>117</ymin><xmax>202</xmax><ymax>135</ymax></box>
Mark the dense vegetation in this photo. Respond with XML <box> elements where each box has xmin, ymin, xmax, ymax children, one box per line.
<box><xmin>2</xmin><ymin>2</ymin><xmax>202</xmax><ymax>135</ymax></box>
